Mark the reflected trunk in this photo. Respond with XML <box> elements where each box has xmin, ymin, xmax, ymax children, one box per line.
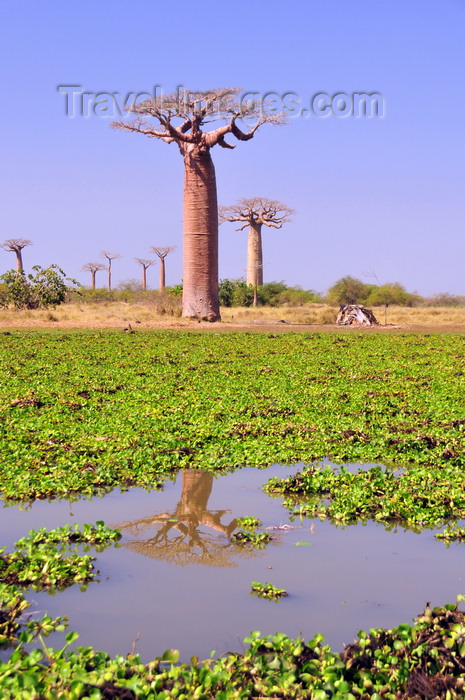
<box><xmin>117</xmin><ymin>471</ymin><xmax>243</xmax><ymax>567</ymax></box>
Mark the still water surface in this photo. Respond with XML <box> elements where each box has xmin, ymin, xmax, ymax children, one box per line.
<box><xmin>1</xmin><ymin>464</ymin><xmax>464</xmax><ymax>662</ymax></box>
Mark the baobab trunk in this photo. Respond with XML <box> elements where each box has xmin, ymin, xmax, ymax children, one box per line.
<box><xmin>159</xmin><ymin>258</ymin><xmax>165</xmax><ymax>292</ymax></box>
<box><xmin>246</xmin><ymin>222</ymin><xmax>263</xmax><ymax>287</ymax></box>
<box><xmin>15</xmin><ymin>250</ymin><xmax>24</xmax><ymax>273</ymax></box>
<box><xmin>181</xmin><ymin>145</ymin><xmax>220</xmax><ymax>321</ymax></box>
<box><xmin>91</xmin><ymin>271</ymin><xmax>97</xmax><ymax>289</ymax></box>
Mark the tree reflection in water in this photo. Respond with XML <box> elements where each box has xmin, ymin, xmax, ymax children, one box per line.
<box><xmin>116</xmin><ymin>471</ymin><xmax>262</xmax><ymax>567</ymax></box>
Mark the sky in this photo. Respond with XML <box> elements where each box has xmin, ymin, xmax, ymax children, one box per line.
<box><xmin>1</xmin><ymin>0</ymin><xmax>464</xmax><ymax>297</ymax></box>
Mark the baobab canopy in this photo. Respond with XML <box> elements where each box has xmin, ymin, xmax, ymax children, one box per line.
<box><xmin>111</xmin><ymin>88</ymin><xmax>287</xmax><ymax>321</ymax></box>
<box><xmin>111</xmin><ymin>87</ymin><xmax>286</xmax><ymax>145</ymax></box>
<box><xmin>1</xmin><ymin>238</ymin><xmax>33</xmax><ymax>273</ymax></box>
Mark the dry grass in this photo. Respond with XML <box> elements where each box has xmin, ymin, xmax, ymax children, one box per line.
<box><xmin>381</xmin><ymin>306</ymin><xmax>465</xmax><ymax>326</ymax></box>
<box><xmin>222</xmin><ymin>304</ymin><xmax>465</xmax><ymax>327</ymax></box>
<box><xmin>0</xmin><ymin>302</ymin><xmax>184</xmax><ymax>330</ymax></box>
<box><xmin>221</xmin><ymin>304</ymin><xmax>337</xmax><ymax>325</ymax></box>
<box><xmin>0</xmin><ymin>302</ymin><xmax>464</xmax><ymax>331</ymax></box>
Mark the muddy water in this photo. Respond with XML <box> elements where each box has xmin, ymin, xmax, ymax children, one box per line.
<box><xmin>1</xmin><ymin>464</ymin><xmax>465</xmax><ymax>663</ymax></box>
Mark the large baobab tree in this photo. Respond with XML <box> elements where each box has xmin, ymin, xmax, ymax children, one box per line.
<box><xmin>219</xmin><ymin>198</ymin><xmax>293</xmax><ymax>288</ymax></box>
<box><xmin>1</xmin><ymin>238</ymin><xmax>33</xmax><ymax>273</ymax></box>
<box><xmin>100</xmin><ymin>251</ymin><xmax>122</xmax><ymax>291</ymax></box>
<box><xmin>82</xmin><ymin>262</ymin><xmax>105</xmax><ymax>289</ymax></box>
<box><xmin>150</xmin><ymin>246</ymin><xmax>176</xmax><ymax>292</ymax></box>
<box><xmin>134</xmin><ymin>257</ymin><xmax>156</xmax><ymax>291</ymax></box>
<box><xmin>111</xmin><ymin>88</ymin><xmax>286</xmax><ymax>321</ymax></box>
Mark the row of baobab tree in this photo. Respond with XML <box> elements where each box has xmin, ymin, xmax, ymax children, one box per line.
<box><xmin>0</xmin><ymin>240</ymin><xmax>177</xmax><ymax>293</ymax></box>
<box><xmin>2</xmin><ymin>192</ymin><xmax>293</xmax><ymax>301</ymax></box>
<box><xmin>82</xmin><ymin>247</ymin><xmax>176</xmax><ymax>292</ymax></box>
<box><xmin>82</xmin><ymin>197</ymin><xmax>293</xmax><ymax>296</ymax></box>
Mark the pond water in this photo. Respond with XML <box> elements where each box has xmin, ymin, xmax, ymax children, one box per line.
<box><xmin>1</xmin><ymin>463</ymin><xmax>465</xmax><ymax>663</ymax></box>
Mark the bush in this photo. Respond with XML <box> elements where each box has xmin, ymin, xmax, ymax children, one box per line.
<box><xmin>219</xmin><ymin>278</ymin><xmax>254</xmax><ymax>307</ymax></box>
<box><xmin>219</xmin><ymin>279</ymin><xmax>321</xmax><ymax>308</ymax></box>
<box><xmin>0</xmin><ymin>266</ymin><xmax>79</xmax><ymax>309</ymax></box>
<box><xmin>261</xmin><ymin>283</ymin><xmax>322</xmax><ymax>306</ymax></box>
<box><xmin>326</xmin><ymin>276</ymin><xmax>374</xmax><ymax>305</ymax></box>
<box><xmin>424</xmin><ymin>293</ymin><xmax>465</xmax><ymax>307</ymax></box>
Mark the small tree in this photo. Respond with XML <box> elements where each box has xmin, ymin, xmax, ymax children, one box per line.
<box><xmin>1</xmin><ymin>238</ymin><xmax>33</xmax><ymax>273</ymax></box>
<box><xmin>112</xmin><ymin>87</ymin><xmax>286</xmax><ymax>321</ymax></box>
<box><xmin>100</xmin><ymin>251</ymin><xmax>122</xmax><ymax>291</ymax></box>
<box><xmin>327</xmin><ymin>276</ymin><xmax>373</xmax><ymax>305</ymax></box>
<box><xmin>219</xmin><ymin>199</ymin><xmax>293</xmax><ymax>295</ymax></box>
<box><xmin>150</xmin><ymin>247</ymin><xmax>176</xmax><ymax>292</ymax></box>
<box><xmin>82</xmin><ymin>262</ymin><xmax>106</xmax><ymax>289</ymax></box>
<box><xmin>134</xmin><ymin>258</ymin><xmax>156</xmax><ymax>291</ymax></box>
<box><xmin>0</xmin><ymin>265</ymin><xmax>79</xmax><ymax>309</ymax></box>
<box><xmin>218</xmin><ymin>278</ymin><xmax>254</xmax><ymax>307</ymax></box>
<box><xmin>365</xmin><ymin>282</ymin><xmax>419</xmax><ymax>324</ymax></box>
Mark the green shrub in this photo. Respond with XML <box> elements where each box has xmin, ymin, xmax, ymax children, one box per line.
<box><xmin>0</xmin><ymin>266</ymin><xmax>79</xmax><ymax>309</ymax></box>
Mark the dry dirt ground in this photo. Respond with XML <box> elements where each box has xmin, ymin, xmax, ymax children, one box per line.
<box><xmin>0</xmin><ymin>313</ymin><xmax>464</xmax><ymax>335</ymax></box>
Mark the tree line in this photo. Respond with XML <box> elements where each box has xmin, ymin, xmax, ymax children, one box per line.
<box><xmin>1</xmin><ymin>236</ymin><xmax>462</xmax><ymax>310</ymax></box>
<box><xmin>82</xmin><ymin>247</ymin><xmax>176</xmax><ymax>292</ymax></box>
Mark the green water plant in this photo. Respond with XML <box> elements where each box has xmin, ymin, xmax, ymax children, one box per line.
<box><xmin>436</xmin><ymin>525</ymin><xmax>465</xmax><ymax>543</ymax></box>
<box><xmin>265</xmin><ymin>462</ymin><xmax>465</xmax><ymax>530</ymax></box>
<box><xmin>232</xmin><ymin>530</ymin><xmax>272</xmax><ymax>548</ymax></box>
<box><xmin>251</xmin><ymin>581</ymin><xmax>288</xmax><ymax>600</ymax></box>
<box><xmin>0</xmin><ymin>522</ymin><xmax>121</xmax><ymax>591</ymax></box>
<box><xmin>236</xmin><ymin>515</ymin><xmax>262</xmax><ymax>529</ymax></box>
<box><xmin>1</xmin><ymin>329</ymin><xmax>465</xmax><ymax>536</ymax></box>
<box><xmin>1</xmin><ymin>602</ymin><xmax>465</xmax><ymax>698</ymax></box>
<box><xmin>0</xmin><ymin>584</ymin><xmax>30</xmax><ymax>647</ymax></box>
<box><xmin>15</xmin><ymin>521</ymin><xmax>122</xmax><ymax>551</ymax></box>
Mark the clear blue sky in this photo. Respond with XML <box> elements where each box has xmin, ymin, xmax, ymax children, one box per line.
<box><xmin>1</xmin><ymin>0</ymin><xmax>464</xmax><ymax>296</ymax></box>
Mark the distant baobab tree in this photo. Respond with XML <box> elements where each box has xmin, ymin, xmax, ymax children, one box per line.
<box><xmin>150</xmin><ymin>246</ymin><xmax>176</xmax><ymax>292</ymax></box>
<box><xmin>134</xmin><ymin>257</ymin><xmax>156</xmax><ymax>291</ymax></box>
<box><xmin>100</xmin><ymin>251</ymin><xmax>122</xmax><ymax>291</ymax></box>
<box><xmin>220</xmin><ymin>198</ymin><xmax>293</xmax><ymax>288</ymax></box>
<box><xmin>82</xmin><ymin>262</ymin><xmax>105</xmax><ymax>289</ymax></box>
<box><xmin>111</xmin><ymin>87</ymin><xmax>286</xmax><ymax>321</ymax></box>
<box><xmin>1</xmin><ymin>238</ymin><xmax>33</xmax><ymax>273</ymax></box>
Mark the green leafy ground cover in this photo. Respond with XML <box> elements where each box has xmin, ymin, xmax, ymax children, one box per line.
<box><xmin>1</xmin><ymin>329</ymin><xmax>465</xmax><ymax>696</ymax></box>
<box><xmin>0</xmin><ymin>330</ymin><xmax>464</xmax><ymax>524</ymax></box>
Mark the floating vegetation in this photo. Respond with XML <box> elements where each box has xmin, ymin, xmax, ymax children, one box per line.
<box><xmin>236</xmin><ymin>515</ymin><xmax>262</xmax><ymax>529</ymax></box>
<box><xmin>1</xmin><ymin>330</ymin><xmax>465</xmax><ymax>517</ymax></box>
<box><xmin>232</xmin><ymin>530</ymin><xmax>272</xmax><ymax>548</ymax></box>
<box><xmin>0</xmin><ymin>522</ymin><xmax>121</xmax><ymax>591</ymax></box>
<box><xmin>251</xmin><ymin>581</ymin><xmax>288</xmax><ymax>600</ymax></box>
<box><xmin>436</xmin><ymin>525</ymin><xmax>465</xmax><ymax>543</ymax></box>
<box><xmin>2</xmin><ymin>330</ymin><xmax>465</xmax><ymax>694</ymax></box>
<box><xmin>265</xmin><ymin>462</ymin><xmax>465</xmax><ymax>530</ymax></box>
<box><xmin>1</xmin><ymin>601</ymin><xmax>465</xmax><ymax>697</ymax></box>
